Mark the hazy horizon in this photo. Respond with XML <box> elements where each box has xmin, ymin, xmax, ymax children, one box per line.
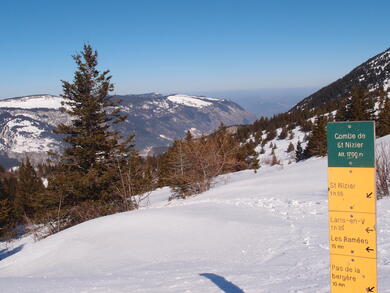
<box><xmin>1</xmin><ymin>0</ymin><xmax>389</xmax><ymax>99</ymax></box>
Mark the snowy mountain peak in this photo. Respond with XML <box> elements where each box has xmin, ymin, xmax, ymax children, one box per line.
<box><xmin>0</xmin><ymin>95</ymin><xmax>64</xmax><ymax>110</ymax></box>
<box><xmin>166</xmin><ymin>94</ymin><xmax>220</xmax><ymax>108</ymax></box>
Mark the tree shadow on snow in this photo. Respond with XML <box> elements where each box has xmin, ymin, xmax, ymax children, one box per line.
<box><xmin>0</xmin><ymin>244</ymin><xmax>24</xmax><ymax>261</ymax></box>
<box><xmin>200</xmin><ymin>273</ymin><xmax>245</xmax><ymax>293</ymax></box>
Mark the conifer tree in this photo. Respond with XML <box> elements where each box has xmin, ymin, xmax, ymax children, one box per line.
<box><xmin>278</xmin><ymin>127</ymin><xmax>288</xmax><ymax>139</ymax></box>
<box><xmin>304</xmin><ymin>116</ymin><xmax>327</xmax><ymax>158</ymax></box>
<box><xmin>335</xmin><ymin>100</ymin><xmax>348</xmax><ymax>121</ymax></box>
<box><xmin>343</xmin><ymin>86</ymin><xmax>374</xmax><ymax>121</ymax></box>
<box><xmin>267</xmin><ymin>128</ymin><xmax>277</xmax><ymax>140</ymax></box>
<box><xmin>236</xmin><ymin>140</ymin><xmax>260</xmax><ymax>171</ymax></box>
<box><xmin>14</xmin><ymin>158</ymin><xmax>45</xmax><ymax>220</ymax></box>
<box><xmin>50</xmin><ymin>45</ymin><xmax>133</xmax><ymax>204</ymax></box>
<box><xmin>376</xmin><ymin>89</ymin><xmax>390</xmax><ymax>137</ymax></box>
<box><xmin>287</xmin><ymin>142</ymin><xmax>294</xmax><ymax>153</ymax></box>
<box><xmin>0</xmin><ymin>166</ymin><xmax>17</xmax><ymax>237</ymax></box>
<box><xmin>300</xmin><ymin>120</ymin><xmax>313</xmax><ymax>132</ymax></box>
<box><xmin>0</xmin><ymin>183</ymin><xmax>12</xmax><ymax>236</ymax></box>
<box><xmin>254</xmin><ymin>132</ymin><xmax>262</xmax><ymax>144</ymax></box>
<box><xmin>0</xmin><ymin>203</ymin><xmax>13</xmax><ymax>238</ymax></box>
<box><xmin>295</xmin><ymin>141</ymin><xmax>304</xmax><ymax>162</ymax></box>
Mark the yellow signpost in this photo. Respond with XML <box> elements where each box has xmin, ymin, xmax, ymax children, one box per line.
<box><xmin>327</xmin><ymin>122</ymin><xmax>377</xmax><ymax>293</ymax></box>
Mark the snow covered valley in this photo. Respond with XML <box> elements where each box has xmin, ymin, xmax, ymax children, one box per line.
<box><xmin>1</xmin><ymin>157</ymin><xmax>390</xmax><ymax>292</ymax></box>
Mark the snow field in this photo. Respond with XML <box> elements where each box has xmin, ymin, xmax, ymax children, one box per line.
<box><xmin>255</xmin><ymin>126</ymin><xmax>307</xmax><ymax>166</ymax></box>
<box><xmin>0</xmin><ymin>136</ymin><xmax>389</xmax><ymax>292</ymax></box>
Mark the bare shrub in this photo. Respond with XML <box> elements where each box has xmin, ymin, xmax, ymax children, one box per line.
<box><xmin>261</xmin><ymin>157</ymin><xmax>272</xmax><ymax>165</ymax></box>
<box><xmin>115</xmin><ymin>155</ymin><xmax>153</xmax><ymax>209</ymax></box>
<box><xmin>164</xmin><ymin>129</ymin><xmax>241</xmax><ymax>198</ymax></box>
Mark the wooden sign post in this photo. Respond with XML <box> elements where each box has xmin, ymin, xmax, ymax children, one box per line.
<box><xmin>327</xmin><ymin>121</ymin><xmax>377</xmax><ymax>293</ymax></box>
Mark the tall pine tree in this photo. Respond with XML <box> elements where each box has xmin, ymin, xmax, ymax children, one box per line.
<box><xmin>50</xmin><ymin>44</ymin><xmax>134</xmax><ymax>213</ymax></box>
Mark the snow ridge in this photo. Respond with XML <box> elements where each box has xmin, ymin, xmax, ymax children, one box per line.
<box><xmin>166</xmin><ymin>94</ymin><xmax>215</xmax><ymax>108</ymax></box>
<box><xmin>0</xmin><ymin>95</ymin><xmax>65</xmax><ymax>109</ymax></box>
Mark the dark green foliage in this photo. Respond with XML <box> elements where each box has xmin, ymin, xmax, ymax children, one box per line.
<box><xmin>335</xmin><ymin>101</ymin><xmax>347</xmax><ymax>121</ymax></box>
<box><xmin>287</xmin><ymin>142</ymin><xmax>295</xmax><ymax>153</ymax></box>
<box><xmin>52</xmin><ymin>44</ymin><xmax>132</xmax><ymax>201</ymax></box>
<box><xmin>0</xmin><ymin>198</ymin><xmax>12</xmax><ymax>231</ymax></box>
<box><xmin>376</xmin><ymin>89</ymin><xmax>390</xmax><ymax>136</ymax></box>
<box><xmin>236</xmin><ymin>140</ymin><xmax>260</xmax><ymax>171</ymax></box>
<box><xmin>235</xmin><ymin>126</ymin><xmax>251</xmax><ymax>143</ymax></box>
<box><xmin>14</xmin><ymin>158</ymin><xmax>45</xmax><ymax>220</ymax></box>
<box><xmin>300</xmin><ymin>120</ymin><xmax>313</xmax><ymax>133</ymax></box>
<box><xmin>54</xmin><ymin>44</ymin><xmax>131</xmax><ymax>172</ymax></box>
<box><xmin>43</xmin><ymin>45</ymin><xmax>139</xmax><ymax>232</ymax></box>
<box><xmin>295</xmin><ymin>141</ymin><xmax>304</xmax><ymax>162</ymax></box>
<box><xmin>266</xmin><ymin>128</ymin><xmax>277</xmax><ymax>141</ymax></box>
<box><xmin>0</xmin><ymin>166</ymin><xmax>18</xmax><ymax>238</ymax></box>
<box><xmin>254</xmin><ymin>132</ymin><xmax>262</xmax><ymax>144</ymax></box>
<box><xmin>304</xmin><ymin>116</ymin><xmax>328</xmax><ymax>158</ymax></box>
<box><xmin>342</xmin><ymin>86</ymin><xmax>374</xmax><ymax>121</ymax></box>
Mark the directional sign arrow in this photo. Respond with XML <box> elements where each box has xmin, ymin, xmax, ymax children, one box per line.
<box><xmin>366</xmin><ymin>286</ymin><xmax>375</xmax><ymax>292</ymax></box>
<box><xmin>366</xmin><ymin>192</ymin><xmax>373</xmax><ymax>198</ymax></box>
<box><xmin>366</xmin><ymin>247</ymin><xmax>375</xmax><ymax>253</ymax></box>
<box><xmin>365</xmin><ymin>227</ymin><xmax>374</xmax><ymax>233</ymax></box>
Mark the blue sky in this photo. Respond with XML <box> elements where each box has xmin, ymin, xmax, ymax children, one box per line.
<box><xmin>0</xmin><ymin>0</ymin><xmax>389</xmax><ymax>98</ymax></box>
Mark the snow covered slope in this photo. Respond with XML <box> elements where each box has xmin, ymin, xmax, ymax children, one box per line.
<box><xmin>1</xmin><ymin>144</ymin><xmax>390</xmax><ymax>292</ymax></box>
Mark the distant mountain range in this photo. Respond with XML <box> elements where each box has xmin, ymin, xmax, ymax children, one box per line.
<box><xmin>0</xmin><ymin>93</ymin><xmax>255</xmax><ymax>164</ymax></box>
<box><xmin>0</xmin><ymin>47</ymin><xmax>388</xmax><ymax>168</ymax></box>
